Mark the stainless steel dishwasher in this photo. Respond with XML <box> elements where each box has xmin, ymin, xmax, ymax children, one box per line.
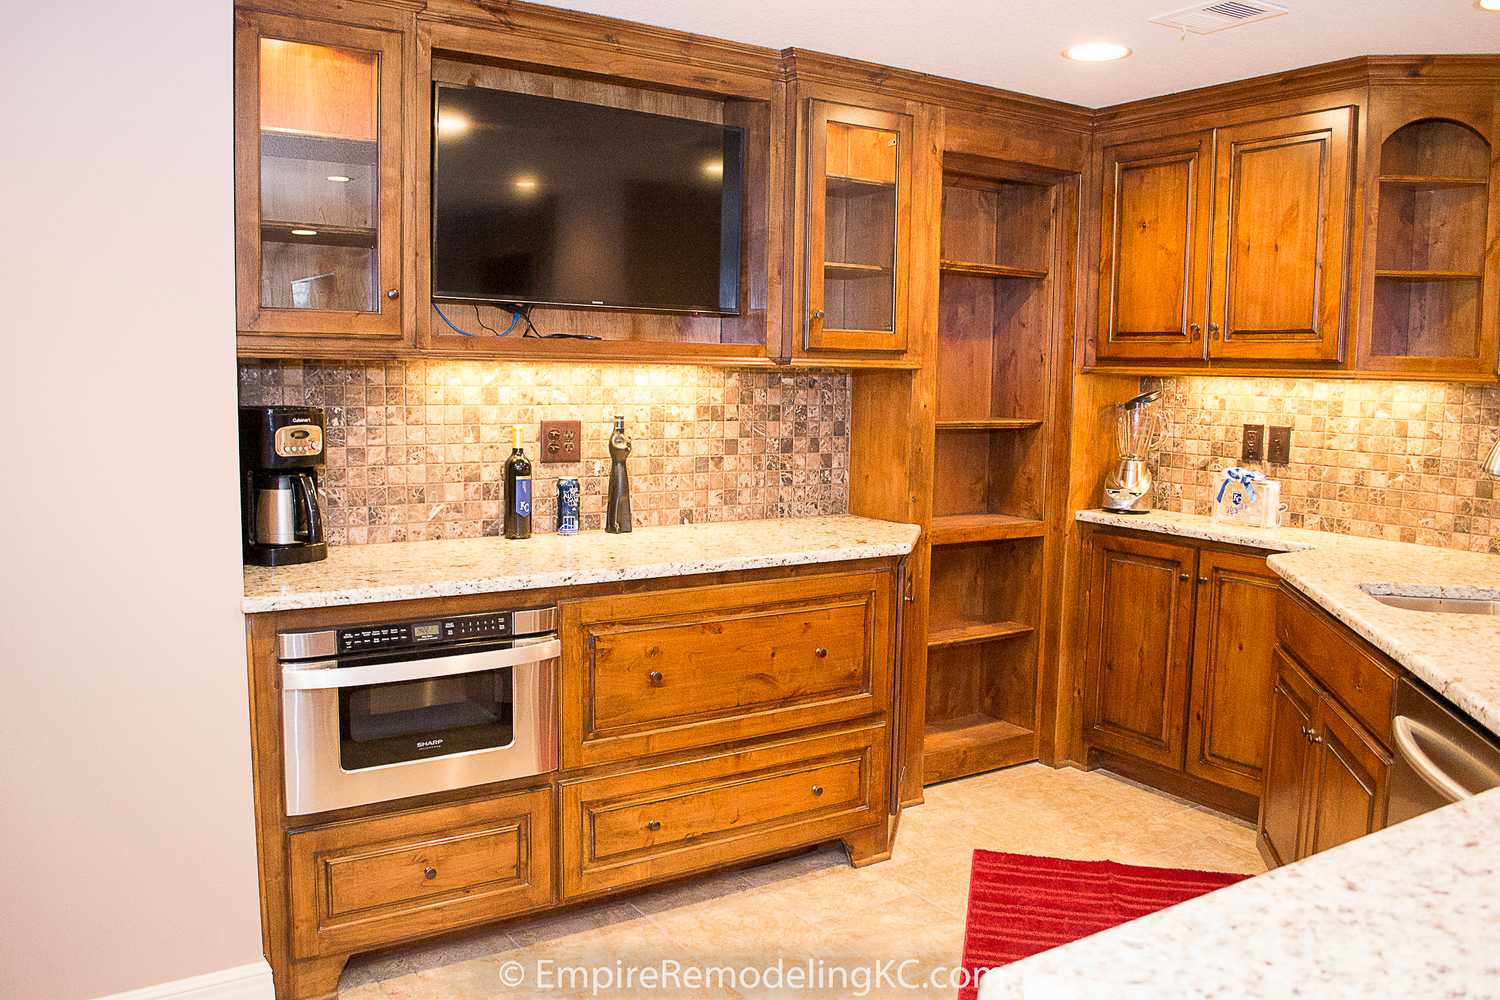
<box><xmin>1388</xmin><ymin>676</ymin><xmax>1500</xmax><ymax>824</ymax></box>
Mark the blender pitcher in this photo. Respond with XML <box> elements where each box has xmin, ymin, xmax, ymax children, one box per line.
<box><xmin>1103</xmin><ymin>390</ymin><xmax>1166</xmax><ymax>513</ymax></box>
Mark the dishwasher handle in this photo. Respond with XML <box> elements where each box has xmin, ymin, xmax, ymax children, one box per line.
<box><xmin>282</xmin><ymin>638</ymin><xmax>561</xmax><ymax>691</ymax></box>
<box><xmin>1393</xmin><ymin>714</ymin><xmax>1483</xmax><ymax>804</ymax></box>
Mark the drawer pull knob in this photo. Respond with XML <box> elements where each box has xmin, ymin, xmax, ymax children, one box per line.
<box><xmin>1179</xmin><ymin>573</ymin><xmax>1191</xmax><ymax>582</ymax></box>
<box><xmin>1198</xmin><ymin>576</ymin><xmax>1209</xmax><ymax>584</ymax></box>
<box><xmin>811</xmin><ymin>785</ymin><xmax>824</xmax><ymax>797</ymax></box>
<box><xmin>815</xmin><ymin>647</ymin><xmax>828</xmax><ymax>658</ymax></box>
<box><xmin>646</xmin><ymin>819</ymin><xmax>661</xmax><ymax>832</ymax></box>
<box><xmin>386</xmin><ymin>288</ymin><xmax>401</xmax><ymax>300</ymax></box>
<box><xmin>647</xmin><ymin>670</ymin><xmax>663</xmax><ymax>685</ymax></box>
<box><xmin>423</xmin><ymin>866</ymin><xmax>437</xmax><ymax>880</ymax></box>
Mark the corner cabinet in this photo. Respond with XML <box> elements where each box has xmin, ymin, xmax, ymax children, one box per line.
<box><xmin>796</xmin><ymin>98</ymin><xmax>924</xmax><ymax>358</ymax></box>
<box><xmin>234</xmin><ymin>6</ymin><xmax>412</xmax><ymax>352</ymax></box>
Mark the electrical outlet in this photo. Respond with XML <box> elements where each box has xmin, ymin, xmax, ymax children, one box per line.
<box><xmin>1267</xmin><ymin>425</ymin><xmax>1292</xmax><ymax>465</ymax></box>
<box><xmin>540</xmin><ymin>420</ymin><xmax>581</xmax><ymax>463</ymax></box>
<box><xmin>1242</xmin><ymin>424</ymin><xmax>1266</xmax><ymax>463</ymax></box>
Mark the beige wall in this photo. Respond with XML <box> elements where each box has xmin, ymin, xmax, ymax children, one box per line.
<box><xmin>0</xmin><ymin>3</ymin><xmax>265</xmax><ymax>998</ymax></box>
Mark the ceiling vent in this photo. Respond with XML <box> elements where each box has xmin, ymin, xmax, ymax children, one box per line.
<box><xmin>1150</xmin><ymin>1</ymin><xmax>1289</xmax><ymax>34</ymax></box>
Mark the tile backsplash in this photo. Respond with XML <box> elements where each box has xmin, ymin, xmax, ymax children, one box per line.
<box><xmin>238</xmin><ymin>361</ymin><xmax>851</xmax><ymax>545</ymax></box>
<box><xmin>1147</xmin><ymin>376</ymin><xmax>1500</xmax><ymax>553</ymax></box>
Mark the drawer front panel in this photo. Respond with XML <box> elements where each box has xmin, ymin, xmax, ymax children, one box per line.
<box><xmin>1276</xmin><ymin>588</ymin><xmax>1396</xmax><ymax>741</ymax></box>
<box><xmin>562</xmin><ymin>571</ymin><xmax>893</xmax><ymax>767</ymax></box>
<box><xmin>561</xmin><ymin>723</ymin><xmax>885</xmax><ymax>898</ymax></box>
<box><xmin>288</xmin><ymin>787</ymin><xmax>555</xmax><ymax>957</ymax></box>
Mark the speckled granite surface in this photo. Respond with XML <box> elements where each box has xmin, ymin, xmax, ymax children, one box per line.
<box><xmin>1078</xmin><ymin>508</ymin><xmax>1500</xmax><ymax>739</ymax></box>
<box><xmin>978</xmin><ymin>787</ymin><xmax>1500</xmax><ymax>999</ymax></box>
<box><xmin>243</xmin><ymin>515</ymin><xmax>919</xmax><ymax>613</ymax></box>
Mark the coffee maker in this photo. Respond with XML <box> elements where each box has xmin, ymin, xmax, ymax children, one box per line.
<box><xmin>240</xmin><ymin>406</ymin><xmax>327</xmax><ymax>566</ymax></box>
<box><xmin>1103</xmin><ymin>390</ymin><xmax>1166</xmax><ymax>514</ymax></box>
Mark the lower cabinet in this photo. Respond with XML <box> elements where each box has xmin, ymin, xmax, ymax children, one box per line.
<box><xmin>1082</xmin><ymin>530</ymin><xmax>1278</xmax><ymax>809</ymax></box>
<box><xmin>559</xmin><ymin>721</ymin><xmax>887</xmax><ymax>898</ymax></box>
<box><xmin>1257</xmin><ymin>587</ymin><xmax>1393</xmax><ymax>867</ymax></box>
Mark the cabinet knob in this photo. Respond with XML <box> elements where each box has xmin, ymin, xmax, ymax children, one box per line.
<box><xmin>811</xmin><ymin>309</ymin><xmax>826</xmax><ymax>321</ymax></box>
<box><xmin>1198</xmin><ymin>576</ymin><xmax>1209</xmax><ymax>584</ymax></box>
<box><xmin>815</xmin><ymin>647</ymin><xmax>828</xmax><ymax>658</ymax></box>
<box><xmin>646</xmin><ymin>819</ymin><xmax>661</xmax><ymax>832</ymax></box>
<box><xmin>423</xmin><ymin>866</ymin><xmax>437</xmax><ymax>880</ymax></box>
<box><xmin>1179</xmin><ymin>573</ymin><xmax>1191</xmax><ymax>582</ymax></box>
<box><xmin>1189</xmin><ymin>322</ymin><xmax>1202</xmax><ymax>339</ymax></box>
<box><xmin>811</xmin><ymin>785</ymin><xmax>824</xmax><ymax>797</ymax></box>
<box><xmin>385</xmin><ymin>288</ymin><xmax>400</xmax><ymax>300</ymax></box>
<box><xmin>647</xmin><ymin>670</ymin><xmax>663</xmax><ymax>685</ymax></box>
<box><xmin>1208</xmin><ymin>322</ymin><xmax>1221</xmax><ymax>337</ymax></box>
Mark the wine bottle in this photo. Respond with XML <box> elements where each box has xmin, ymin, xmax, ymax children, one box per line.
<box><xmin>503</xmin><ymin>425</ymin><xmax>532</xmax><ymax>540</ymax></box>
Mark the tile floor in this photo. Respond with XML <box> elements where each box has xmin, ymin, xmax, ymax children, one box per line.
<box><xmin>340</xmin><ymin>764</ymin><xmax>1266</xmax><ymax>999</ymax></box>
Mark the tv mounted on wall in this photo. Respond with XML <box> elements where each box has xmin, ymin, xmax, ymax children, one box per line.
<box><xmin>431</xmin><ymin>84</ymin><xmax>744</xmax><ymax>316</ymax></box>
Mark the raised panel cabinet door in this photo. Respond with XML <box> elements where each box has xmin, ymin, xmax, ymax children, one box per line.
<box><xmin>1082</xmin><ymin>533</ymin><xmax>1197</xmax><ymax>770</ymax></box>
<box><xmin>1185</xmin><ymin>550</ymin><xmax>1280</xmax><ymax>795</ymax></box>
<box><xmin>1256</xmin><ymin>649</ymin><xmax>1317</xmax><ymax>868</ymax></box>
<box><xmin>234</xmin><ymin>9</ymin><xmax>406</xmax><ymax>340</ymax></box>
<box><xmin>1305</xmin><ymin>694</ymin><xmax>1391</xmax><ymax>857</ymax></box>
<box><xmin>1209</xmin><ymin>108</ymin><xmax>1354</xmax><ymax>361</ymax></box>
<box><xmin>803</xmin><ymin>101</ymin><xmax>914</xmax><ymax>353</ymax></box>
<box><xmin>1096</xmin><ymin>131</ymin><xmax>1214</xmax><ymax>360</ymax></box>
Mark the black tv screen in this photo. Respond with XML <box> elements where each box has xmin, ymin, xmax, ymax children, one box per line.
<box><xmin>432</xmin><ymin>84</ymin><xmax>743</xmax><ymax>315</ymax></box>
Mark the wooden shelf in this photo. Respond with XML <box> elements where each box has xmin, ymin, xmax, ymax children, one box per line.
<box><xmin>940</xmin><ymin>259</ymin><xmax>1049</xmax><ymax>280</ymax></box>
<box><xmin>1374</xmin><ymin>269</ymin><xmax>1482</xmax><ymax>281</ymax></box>
<box><xmin>935</xmin><ymin>418</ymin><xmax>1043</xmax><ymax>431</ymax></box>
<box><xmin>826</xmin><ymin>173</ymin><xmax>895</xmax><ymax>192</ymax></box>
<box><xmin>1379</xmin><ymin>174</ymin><xmax>1488</xmax><ymax>188</ymax></box>
<box><xmin>825</xmin><ymin>260</ymin><xmax>890</xmax><ymax>278</ymax></box>
<box><xmin>923</xmin><ymin>714</ymin><xmax>1036</xmax><ymax>785</ymax></box>
<box><xmin>260</xmin><ymin>221</ymin><xmax>377</xmax><ymax>248</ymax></box>
<box><xmin>261</xmin><ymin>129</ymin><xmax>377</xmax><ymax>165</ymax></box>
<box><xmin>930</xmin><ymin>513</ymin><xmax>1047</xmax><ymax>545</ymax></box>
<box><xmin>928</xmin><ymin>619</ymin><xmax>1034</xmax><ymax>649</ymax></box>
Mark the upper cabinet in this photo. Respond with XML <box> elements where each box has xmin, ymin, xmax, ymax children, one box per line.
<box><xmin>1358</xmin><ymin>87</ymin><xmax>1500</xmax><ymax>378</ymax></box>
<box><xmin>234</xmin><ymin>8</ymin><xmax>409</xmax><ymax>350</ymax></box>
<box><xmin>1095</xmin><ymin>108</ymin><xmax>1354</xmax><ymax>366</ymax></box>
<box><xmin>796</xmin><ymin>97</ymin><xmax>927</xmax><ymax>359</ymax></box>
<box><xmin>1208</xmin><ymin>109</ymin><xmax>1353</xmax><ymax>363</ymax></box>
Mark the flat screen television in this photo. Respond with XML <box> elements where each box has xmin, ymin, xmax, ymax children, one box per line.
<box><xmin>431</xmin><ymin>84</ymin><xmax>744</xmax><ymax>315</ymax></box>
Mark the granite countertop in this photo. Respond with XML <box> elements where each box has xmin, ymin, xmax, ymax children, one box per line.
<box><xmin>242</xmin><ymin>515</ymin><xmax>920</xmax><ymax>613</ymax></box>
<box><xmin>1077</xmin><ymin>508</ymin><xmax>1500</xmax><ymax>739</ymax></box>
<box><xmin>978</xmin><ymin>786</ymin><xmax>1500</xmax><ymax>1000</ymax></box>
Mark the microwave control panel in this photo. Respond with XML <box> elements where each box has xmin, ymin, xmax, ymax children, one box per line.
<box><xmin>338</xmin><ymin>611</ymin><xmax>514</xmax><ymax>652</ymax></box>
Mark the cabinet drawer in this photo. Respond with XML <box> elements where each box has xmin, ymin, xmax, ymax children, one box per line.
<box><xmin>561</xmin><ymin>722</ymin><xmax>885</xmax><ymax>898</ymax></box>
<box><xmin>288</xmin><ymin>788</ymin><xmax>554</xmax><ymax>957</ymax></box>
<box><xmin>562</xmin><ymin>571</ymin><xmax>892</xmax><ymax>767</ymax></box>
<box><xmin>1276</xmin><ymin>588</ymin><xmax>1396</xmax><ymax>741</ymax></box>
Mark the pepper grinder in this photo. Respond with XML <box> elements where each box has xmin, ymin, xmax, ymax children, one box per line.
<box><xmin>605</xmin><ymin>415</ymin><xmax>633</xmax><ymax>533</ymax></box>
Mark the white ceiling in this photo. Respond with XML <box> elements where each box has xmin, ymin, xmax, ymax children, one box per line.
<box><xmin>542</xmin><ymin>1</ymin><xmax>1500</xmax><ymax>107</ymax></box>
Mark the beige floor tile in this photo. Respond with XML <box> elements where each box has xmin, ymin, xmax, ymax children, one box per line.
<box><xmin>339</xmin><ymin>763</ymin><xmax>1264</xmax><ymax>998</ymax></box>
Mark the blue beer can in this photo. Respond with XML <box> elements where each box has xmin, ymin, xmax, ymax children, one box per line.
<box><xmin>556</xmin><ymin>477</ymin><xmax>581</xmax><ymax>535</ymax></box>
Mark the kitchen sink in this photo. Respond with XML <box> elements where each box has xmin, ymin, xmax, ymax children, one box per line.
<box><xmin>1363</xmin><ymin>591</ymin><xmax>1500</xmax><ymax>615</ymax></box>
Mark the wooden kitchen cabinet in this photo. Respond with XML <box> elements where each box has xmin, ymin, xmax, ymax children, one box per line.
<box><xmin>1095</xmin><ymin>131</ymin><xmax>1214</xmax><ymax>360</ymax></box>
<box><xmin>1258</xmin><ymin>650</ymin><xmax>1318</xmax><ymax>867</ymax></box>
<box><xmin>234</xmin><ymin>7</ymin><xmax>411</xmax><ymax>350</ymax></box>
<box><xmin>801</xmin><ymin>100</ymin><xmax>915</xmax><ymax>354</ymax></box>
<box><xmin>1083</xmin><ymin>530</ymin><xmax>1280</xmax><ymax>813</ymax></box>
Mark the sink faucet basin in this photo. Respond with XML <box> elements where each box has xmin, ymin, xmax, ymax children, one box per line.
<box><xmin>1364</xmin><ymin>591</ymin><xmax>1500</xmax><ymax>615</ymax></box>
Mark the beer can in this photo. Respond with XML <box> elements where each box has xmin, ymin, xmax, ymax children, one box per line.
<box><xmin>556</xmin><ymin>477</ymin><xmax>581</xmax><ymax>535</ymax></box>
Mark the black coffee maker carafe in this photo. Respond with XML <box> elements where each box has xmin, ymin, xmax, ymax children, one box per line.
<box><xmin>239</xmin><ymin>406</ymin><xmax>327</xmax><ymax>566</ymax></box>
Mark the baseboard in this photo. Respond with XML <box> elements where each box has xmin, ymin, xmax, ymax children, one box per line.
<box><xmin>97</xmin><ymin>960</ymin><xmax>275</xmax><ymax>1000</ymax></box>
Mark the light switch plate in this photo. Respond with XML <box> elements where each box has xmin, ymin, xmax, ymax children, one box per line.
<box><xmin>1242</xmin><ymin>424</ymin><xmax>1266</xmax><ymax>463</ymax></box>
<box><xmin>1267</xmin><ymin>425</ymin><xmax>1292</xmax><ymax>465</ymax></box>
<box><xmin>540</xmin><ymin>420</ymin><xmax>581</xmax><ymax>463</ymax></box>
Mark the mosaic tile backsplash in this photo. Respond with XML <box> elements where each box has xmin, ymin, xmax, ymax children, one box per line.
<box><xmin>238</xmin><ymin>361</ymin><xmax>851</xmax><ymax>545</ymax></box>
<box><xmin>1146</xmin><ymin>376</ymin><xmax>1500</xmax><ymax>552</ymax></box>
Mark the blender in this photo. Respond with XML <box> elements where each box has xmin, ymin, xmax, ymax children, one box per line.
<box><xmin>1103</xmin><ymin>390</ymin><xmax>1166</xmax><ymax>513</ymax></box>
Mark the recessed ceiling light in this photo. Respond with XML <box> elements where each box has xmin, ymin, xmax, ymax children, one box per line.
<box><xmin>437</xmin><ymin>112</ymin><xmax>470</xmax><ymax>135</ymax></box>
<box><xmin>1063</xmin><ymin>41</ymin><xmax>1131</xmax><ymax>62</ymax></box>
<box><xmin>290</xmin><ymin>228</ymin><xmax>318</xmax><ymax>236</ymax></box>
<box><xmin>326</xmin><ymin>174</ymin><xmax>351</xmax><ymax>183</ymax></box>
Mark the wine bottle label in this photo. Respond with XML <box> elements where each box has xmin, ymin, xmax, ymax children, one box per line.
<box><xmin>513</xmin><ymin>477</ymin><xmax>532</xmax><ymax>517</ymax></box>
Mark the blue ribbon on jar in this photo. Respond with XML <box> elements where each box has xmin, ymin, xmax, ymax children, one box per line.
<box><xmin>1216</xmin><ymin>467</ymin><xmax>1265</xmax><ymax>504</ymax></box>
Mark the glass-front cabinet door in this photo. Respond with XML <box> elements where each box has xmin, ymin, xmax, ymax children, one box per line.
<box><xmin>804</xmin><ymin>101</ymin><xmax>913</xmax><ymax>353</ymax></box>
<box><xmin>234</xmin><ymin>10</ymin><xmax>405</xmax><ymax>341</ymax></box>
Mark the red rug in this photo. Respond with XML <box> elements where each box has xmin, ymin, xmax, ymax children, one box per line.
<box><xmin>956</xmin><ymin>851</ymin><xmax>1250</xmax><ymax>999</ymax></box>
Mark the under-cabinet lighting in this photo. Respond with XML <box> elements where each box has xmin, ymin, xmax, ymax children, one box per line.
<box><xmin>290</xmin><ymin>228</ymin><xmax>318</xmax><ymax>236</ymax></box>
<box><xmin>326</xmin><ymin>174</ymin><xmax>352</xmax><ymax>183</ymax></box>
<box><xmin>1063</xmin><ymin>41</ymin><xmax>1131</xmax><ymax>62</ymax></box>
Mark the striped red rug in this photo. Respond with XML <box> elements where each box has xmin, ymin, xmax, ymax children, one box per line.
<box><xmin>957</xmin><ymin>851</ymin><xmax>1250</xmax><ymax>999</ymax></box>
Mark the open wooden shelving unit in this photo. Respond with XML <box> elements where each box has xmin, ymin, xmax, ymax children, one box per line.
<box><xmin>921</xmin><ymin>165</ymin><xmax>1060</xmax><ymax>786</ymax></box>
